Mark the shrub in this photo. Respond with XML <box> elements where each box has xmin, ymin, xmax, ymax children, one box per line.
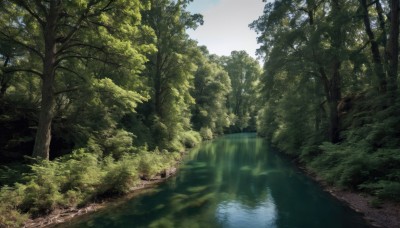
<box><xmin>21</xmin><ymin>160</ymin><xmax>65</xmax><ymax>215</ymax></box>
<box><xmin>101</xmin><ymin>155</ymin><xmax>140</xmax><ymax>194</ymax></box>
<box><xmin>360</xmin><ymin>181</ymin><xmax>400</xmax><ymax>201</ymax></box>
<box><xmin>137</xmin><ymin>149</ymin><xmax>178</xmax><ymax>180</ymax></box>
<box><xmin>180</xmin><ymin>131</ymin><xmax>202</xmax><ymax>148</ymax></box>
<box><xmin>138</xmin><ymin>151</ymin><xmax>165</xmax><ymax>179</ymax></box>
<box><xmin>167</xmin><ymin>139</ymin><xmax>185</xmax><ymax>153</ymax></box>
<box><xmin>307</xmin><ymin>141</ymin><xmax>400</xmax><ymax>200</ymax></box>
<box><xmin>0</xmin><ymin>143</ymin><xmax>186</xmax><ymax>225</ymax></box>
<box><xmin>102</xmin><ymin>130</ymin><xmax>135</xmax><ymax>159</ymax></box>
<box><xmin>0</xmin><ymin>185</ymin><xmax>28</xmax><ymax>228</ymax></box>
<box><xmin>59</xmin><ymin>150</ymin><xmax>102</xmax><ymax>193</ymax></box>
<box><xmin>200</xmin><ymin>127</ymin><xmax>213</xmax><ymax>140</ymax></box>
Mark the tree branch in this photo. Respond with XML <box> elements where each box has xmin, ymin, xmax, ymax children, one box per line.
<box><xmin>367</xmin><ymin>0</ymin><xmax>378</xmax><ymax>8</ymax></box>
<box><xmin>0</xmin><ymin>31</ymin><xmax>44</xmax><ymax>60</ymax></box>
<box><xmin>54</xmin><ymin>86</ymin><xmax>81</xmax><ymax>95</ymax></box>
<box><xmin>57</xmin><ymin>42</ymin><xmax>107</xmax><ymax>57</ymax></box>
<box><xmin>87</xmin><ymin>0</ymin><xmax>116</xmax><ymax>17</ymax></box>
<box><xmin>12</xmin><ymin>0</ymin><xmax>45</xmax><ymax>26</ymax></box>
<box><xmin>56</xmin><ymin>65</ymin><xmax>86</xmax><ymax>82</ymax></box>
<box><xmin>56</xmin><ymin>0</ymin><xmax>101</xmax><ymax>51</ymax></box>
<box><xmin>33</xmin><ymin>0</ymin><xmax>48</xmax><ymax>17</ymax></box>
<box><xmin>3</xmin><ymin>68</ymin><xmax>43</xmax><ymax>78</ymax></box>
<box><xmin>56</xmin><ymin>55</ymin><xmax>121</xmax><ymax>67</ymax></box>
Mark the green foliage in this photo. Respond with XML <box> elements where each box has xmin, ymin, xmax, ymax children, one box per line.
<box><xmin>0</xmin><ymin>0</ymin><xmax>254</xmax><ymax>225</ymax></box>
<box><xmin>180</xmin><ymin>131</ymin><xmax>202</xmax><ymax>148</ymax></box>
<box><xmin>223</xmin><ymin>51</ymin><xmax>261</xmax><ymax>132</ymax></box>
<box><xmin>93</xmin><ymin>78</ymin><xmax>146</xmax><ymax>114</ymax></box>
<box><xmin>307</xmin><ymin>141</ymin><xmax>400</xmax><ymax>200</ymax></box>
<box><xmin>102</xmin><ymin>130</ymin><xmax>136</xmax><ymax>159</ymax></box>
<box><xmin>256</xmin><ymin>105</ymin><xmax>278</xmax><ymax>140</ymax></box>
<box><xmin>0</xmin><ymin>0</ymin><xmax>155</xmax><ymax>159</ymax></box>
<box><xmin>0</xmin><ymin>186</ymin><xmax>28</xmax><ymax>228</ymax></box>
<box><xmin>251</xmin><ymin>0</ymin><xmax>400</xmax><ymax>202</ymax></box>
<box><xmin>360</xmin><ymin>181</ymin><xmax>400</xmax><ymax>200</ymax></box>
<box><xmin>0</xmin><ymin>146</ymin><xmax>184</xmax><ymax>225</ymax></box>
<box><xmin>140</xmin><ymin>0</ymin><xmax>202</xmax><ymax>153</ymax></box>
<box><xmin>191</xmin><ymin>50</ymin><xmax>232</xmax><ymax>135</ymax></box>
<box><xmin>100</xmin><ymin>155</ymin><xmax>140</xmax><ymax>194</ymax></box>
<box><xmin>137</xmin><ymin>149</ymin><xmax>177</xmax><ymax>180</ymax></box>
<box><xmin>200</xmin><ymin>127</ymin><xmax>213</xmax><ymax>140</ymax></box>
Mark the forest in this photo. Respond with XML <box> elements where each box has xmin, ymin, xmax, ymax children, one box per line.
<box><xmin>0</xmin><ymin>0</ymin><xmax>399</xmax><ymax>227</ymax></box>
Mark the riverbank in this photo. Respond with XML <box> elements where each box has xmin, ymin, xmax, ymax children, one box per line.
<box><xmin>327</xmin><ymin>186</ymin><xmax>400</xmax><ymax>228</ymax></box>
<box><xmin>23</xmin><ymin>168</ymin><xmax>178</xmax><ymax>228</ymax></box>
<box><xmin>300</xmin><ymin>166</ymin><xmax>400</xmax><ymax>228</ymax></box>
<box><xmin>21</xmin><ymin>139</ymin><xmax>400</xmax><ymax>228</ymax></box>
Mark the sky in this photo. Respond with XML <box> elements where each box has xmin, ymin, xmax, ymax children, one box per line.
<box><xmin>187</xmin><ymin>0</ymin><xmax>266</xmax><ymax>60</ymax></box>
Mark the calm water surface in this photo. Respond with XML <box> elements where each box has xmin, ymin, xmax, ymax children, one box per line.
<box><xmin>59</xmin><ymin>133</ymin><xmax>369</xmax><ymax>228</ymax></box>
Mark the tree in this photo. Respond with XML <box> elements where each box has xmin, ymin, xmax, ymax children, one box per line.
<box><xmin>223</xmin><ymin>51</ymin><xmax>261</xmax><ymax>132</ymax></box>
<box><xmin>251</xmin><ymin>0</ymin><xmax>356</xmax><ymax>143</ymax></box>
<box><xmin>386</xmin><ymin>0</ymin><xmax>399</xmax><ymax>96</ymax></box>
<box><xmin>191</xmin><ymin>47</ymin><xmax>232</xmax><ymax>135</ymax></box>
<box><xmin>358</xmin><ymin>0</ymin><xmax>399</xmax><ymax>100</ymax></box>
<box><xmin>142</xmin><ymin>0</ymin><xmax>203</xmax><ymax>150</ymax></box>
<box><xmin>0</xmin><ymin>0</ymin><xmax>154</xmax><ymax>159</ymax></box>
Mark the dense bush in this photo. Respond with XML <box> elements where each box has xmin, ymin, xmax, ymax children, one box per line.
<box><xmin>307</xmin><ymin>139</ymin><xmax>400</xmax><ymax>201</ymax></box>
<box><xmin>0</xmin><ymin>147</ymin><xmax>182</xmax><ymax>227</ymax></box>
<box><xmin>0</xmin><ymin>186</ymin><xmax>28</xmax><ymax>227</ymax></box>
<box><xmin>180</xmin><ymin>131</ymin><xmax>202</xmax><ymax>148</ymax></box>
<box><xmin>200</xmin><ymin>127</ymin><xmax>213</xmax><ymax>140</ymax></box>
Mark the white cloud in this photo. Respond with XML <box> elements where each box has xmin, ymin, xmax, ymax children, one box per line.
<box><xmin>188</xmin><ymin>0</ymin><xmax>265</xmax><ymax>59</ymax></box>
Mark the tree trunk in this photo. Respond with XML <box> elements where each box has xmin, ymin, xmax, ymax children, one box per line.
<box><xmin>387</xmin><ymin>0</ymin><xmax>399</xmax><ymax>95</ymax></box>
<box><xmin>154</xmin><ymin>49</ymin><xmax>163</xmax><ymax>118</ymax></box>
<box><xmin>0</xmin><ymin>57</ymin><xmax>10</xmax><ymax>100</ymax></box>
<box><xmin>329</xmin><ymin>61</ymin><xmax>341</xmax><ymax>143</ymax></box>
<box><xmin>329</xmin><ymin>0</ymin><xmax>343</xmax><ymax>143</ymax></box>
<box><xmin>360</xmin><ymin>0</ymin><xmax>387</xmax><ymax>93</ymax></box>
<box><xmin>32</xmin><ymin>65</ymin><xmax>55</xmax><ymax>160</ymax></box>
<box><xmin>32</xmin><ymin>2</ymin><xmax>58</xmax><ymax>160</ymax></box>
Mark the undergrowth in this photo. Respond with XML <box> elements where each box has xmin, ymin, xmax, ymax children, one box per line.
<box><xmin>301</xmin><ymin>95</ymin><xmax>400</xmax><ymax>202</ymax></box>
<box><xmin>0</xmin><ymin>147</ymin><xmax>183</xmax><ymax>227</ymax></box>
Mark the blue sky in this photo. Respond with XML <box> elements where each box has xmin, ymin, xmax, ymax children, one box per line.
<box><xmin>187</xmin><ymin>0</ymin><xmax>266</xmax><ymax>60</ymax></box>
<box><xmin>187</xmin><ymin>0</ymin><xmax>218</xmax><ymax>13</ymax></box>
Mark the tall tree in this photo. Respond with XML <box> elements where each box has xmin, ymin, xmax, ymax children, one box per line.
<box><xmin>251</xmin><ymin>0</ymin><xmax>355</xmax><ymax>143</ymax></box>
<box><xmin>224</xmin><ymin>51</ymin><xmax>261</xmax><ymax>132</ymax></box>
<box><xmin>142</xmin><ymin>0</ymin><xmax>203</xmax><ymax>150</ymax></box>
<box><xmin>191</xmin><ymin>47</ymin><xmax>232</xmax><ymax>136</ymax></box>
<box><xmin>360</xmin><ymin>0</ymin><xmax>387</xmax><ymax>93</ymax></box>
<box><xmin>0</xmin><ymin>0</ymin><xmax>153</xmax><ymax>159</ymax></box>
<box><xmin>359</xmin><ymin>0</ymin><xmax>399</xmax><ymax>99</ymax></box>
<box><xmin>387</xmin><ymin>0</ymin><xmax>399</xmax><ymax>95</ymax></box>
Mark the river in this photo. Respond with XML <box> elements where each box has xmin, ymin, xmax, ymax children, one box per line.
<box><xmin>57</xmin><ymin>133</ymin><xmax>369</xmax><ymax>228</ymax></box>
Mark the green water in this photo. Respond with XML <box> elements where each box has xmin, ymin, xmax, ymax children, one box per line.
<box><xmin>59</xmin><ymin>133</ymin><xmax>369</xmax><ymax>228</ymax></box>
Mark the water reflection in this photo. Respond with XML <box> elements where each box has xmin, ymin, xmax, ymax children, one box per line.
<box><xmin>58</xmin><ymin>133</ymin><xmax>368</xmax><ymax>228</ymax></box>
<box><xmin>216</xmin><ymin>193</ymin><xmax>277</xmax><ymax>228</ymax></box>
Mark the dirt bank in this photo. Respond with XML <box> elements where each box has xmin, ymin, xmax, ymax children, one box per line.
<box><xmin>327</xmin><ymin>187</ymin><xmax>400</xmax><ymax>228</ymax></box>
<box><xmin>301</xmin><ymin>167</ymin><xmax>400</xmax><ymax>228</ymax></box>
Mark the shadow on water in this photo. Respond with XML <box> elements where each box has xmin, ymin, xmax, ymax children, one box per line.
<box><xmin>56</xmin><ymin>133</ymin><xmax>369</xmax><ymax>228</ymax></box>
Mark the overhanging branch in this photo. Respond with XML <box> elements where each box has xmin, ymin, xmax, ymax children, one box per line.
<box><xmin>3</xmin><ymin>68</ymin><xmax>43</xmax><ymax>78</ymax></box>
<box><xmin>0</xmin><ymin>31</ymin><xmax>44</xmax><ymax>60</ymax></box>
